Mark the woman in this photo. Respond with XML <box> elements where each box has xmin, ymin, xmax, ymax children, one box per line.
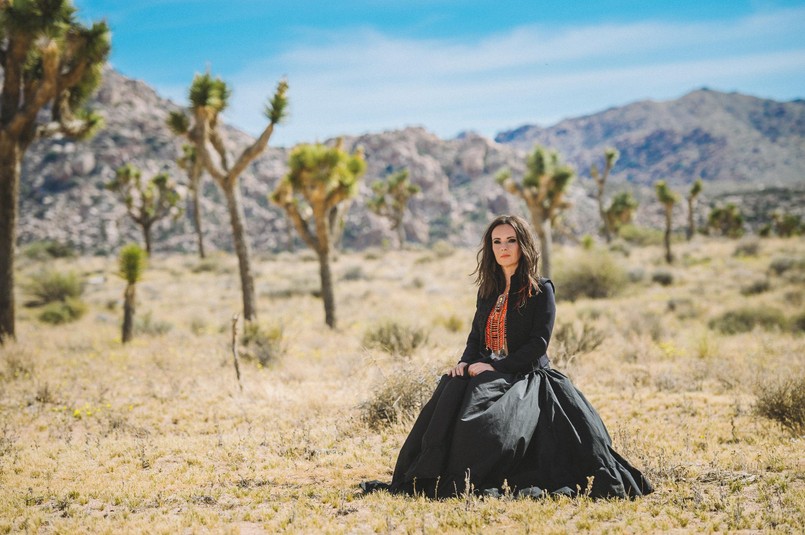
<box><xmin>363</xmin><ymin>215</ymin><xmax>653</xmax><ymax>499</ymax></box>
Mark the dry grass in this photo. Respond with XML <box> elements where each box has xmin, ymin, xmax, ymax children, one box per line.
<box><xmin>1</xmin><ymin>238</ymin><xmax>804</xmax><ymax>533</ymax></box>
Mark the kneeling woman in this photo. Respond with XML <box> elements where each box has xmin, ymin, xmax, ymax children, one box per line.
<box><xmin>364</xmin><ymin>215</ymin><xmax>653</xmax><ymax>499</ymax></box>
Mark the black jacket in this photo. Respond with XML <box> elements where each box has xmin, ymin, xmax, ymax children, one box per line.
<box><xmin>460</xmin><ymin>276</ymin><xmax>555</xmax><ymax>374</ymax></box>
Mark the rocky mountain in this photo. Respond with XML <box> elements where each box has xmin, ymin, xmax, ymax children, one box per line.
<box><xmin>16</xmin><ymin>69</ymin><xmax>804</xmax><ymax>255</ymax></box>
<box><xmin>496</xmin><ymin>89</ymin><xmax>805</xmax><ymax>190</ymax></box>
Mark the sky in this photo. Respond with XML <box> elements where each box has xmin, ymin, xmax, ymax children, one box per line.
<box><xmin>73</xmin><ymin>0</ymin><xmax>805</xmax><ymax>147</ymax></box>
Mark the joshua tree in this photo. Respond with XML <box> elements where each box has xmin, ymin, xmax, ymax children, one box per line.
<box><xmin>367</xmin><ymin>168</ymin><xmax>420</xmax><ymax>249</ymax></box>
<box><xmin>707</xmin><ymin>203</ymin><xmax>744</xmax><ymax>238</ymax></box>
<box><xmin>686</xmin><ymin>178</ymin><xmax>703</xmax><ymax>240</ymax></box>
<box><xmin>0</xmin><ymin>0</ymin><xmax>110</xmax><ymax>342</ymax></box>
<box><xmin>271</xmin><ymin>140</ymin><xmax>366</xmax><ymax>328</ymax></box>
<box><xmin>106</xmin><ymin>164</ymin><xmax>183</xmax><ymax>255</ymax></box>
<box><xmin>175</xmin><ymin>141</ymin><xmax>207</xmax><ymax>258</ymax></box>
<box><xmin>590</xmin><ymin>148</ymin><xmax>619</xmax><ymax>243</ymax></box>
<box><xmin>496</xmin><ymin>145</ymin><xmax>575</xmax><ymax>278</ymax></box>
<box><xmin>168</xmin><ymin>73</ymin><xmax>288</xmax><ymax>322</ymax></box>
<box><xmin>655</xmin><ymin>180</ymin><xmax>679</xmax><ymax>263</ymax></box>
<box><xmin>605</xmin><ymin>191</ymin><xmax>639</xmax><ymax>236</ymax></box>
<box><xmin>118</xmin><ymin>243</ymin><xmax>147</xmax><ymax>343</ymax></box>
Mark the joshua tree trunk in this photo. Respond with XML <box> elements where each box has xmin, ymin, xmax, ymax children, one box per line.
<box><xmin>393</xmin><ymin>215</ymin><xmax>405</xmax><ymax>250</ymax></box>
<box><xmin>191</xmin><ymin>185</ymin><xmax>206</xmax><ymax>258</ymax></box>
<box><xmin>224</xmin><ymin>184</ymin><xmax>256</xmax><ymax>321</ymax></box>
<box><xmin>315</xmin><ymin>209</ymin><xmax>337</xmax><ymax>329</ymax></box>
<box><xmin>526</xmin><ymin>202</ymin><xmax>553</xmax><ymax>278</ymax></box>
<box><xmin>122</xmin><ymin>283</ymin><xmax>135</xmax><ymax>343</ymax></box>
<box><xmin>664</xmin><ymin>207</ymin><xmax>673</xmax><ymax>264</ymax></box>
<box><xmin>0</xmin><ymin>138</ymin><xmax>20</xmax><ymax>341</ymax></box>
<box><xmin>142</xmin><ymin>222</ymin><xmax>153</xmax><ymax>256</ymax></box>
<box><xmin>318</xmin><ymin>249</ymin><xmax>336</xmax><ymax>329</ymax></box>
<box><xmin>686</xmin><ymin>197</ymin><xmax>695</xmax><ymax>241</ymax></box>
<box><xmin>535</xmin><ymin>220</ymin><xmax>553</xmax><ymax>279</ymax></box>
<box><xmin>597</xmin><ymin>187</ymin><xmax>611</xmax><ymax>243</ymax></box>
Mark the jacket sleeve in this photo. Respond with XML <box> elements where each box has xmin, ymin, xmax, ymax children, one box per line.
<box><xmin>491</xmin><ymin>281</ymin><xmax>556</xmax><ymax>374</ymax></box>
<box><xmin>459</xmin><ymin>294</ymin><xmax>484</xmax><ymax>364</ymax></box>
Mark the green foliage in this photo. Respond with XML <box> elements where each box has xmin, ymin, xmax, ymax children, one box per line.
<box><xmin>497</xmin><ymin>145</ymin><xmax>575</xmax><ymax>227</ymax></box>
<box><xmin>189</xmin><ymin>72</ymin><xmax>231</xmax><ymax>112</ymax></box>
<box><xmin>689</xmin><ymin>178</ymin><xmax>703</xmax><ymax>199</ymax></box>
<box><xmin>651</xmin><ymin>270</ymin><xmax>674</xmax><ymax>286</ymax></box>
<box><xmin>264</xmin><ymin>78</ymin><xmax>289</xmax><ymax>124</ymax></box>
<box><xmin>359</xmin><ymin>364</ymin><xmax>436</xmax><ymax>429</ymax></box>
<box><xmin>26</xmin><ymin>270</ymin><xmax>82</xmax><ymax>305</ymax></box>
<box><xmin>554</xmin><ymin>251</ymin><xmax>628</xmax><ymax>301</ymax></box>
<box><xmin>580</xmin><ymin>235</ymin><xmax>595</xmax><ymax>250</ymax></box>
<box><xmin>38</xmin><ymin>298</ymin><xmax>86</xmax><ymax>325</ymax></box>
<box><xmin>118</xmin><ymin>244</ymin><xmax>147</xmax><ymax>284</ymax></box>
<box><xmin>655</xmin><ymin>180</ymin><xmax>679</xmax><ymax>207</ymax></box>
<box><xmin>605</xmin><ymin>191</ymin><xmax>639</xmax><ymax>233</ymax></box>
<box><xmin>755</xmin><ymin>375</ymin><xmax>805</xmax><ymax>436</ymax></box>
<box><xmin>709</xmin><ymin>307</ymin><xmax>788</xmax><ymax>334</ymax></box>
<box><xmin>240</xmin><ymin>322</ymin><xmax>284</xmax><ymax>366</ymax></box>
<box><xmin>770</xmin><ymin>211</ymin><xmax>803</xmax><ymax>237</ymax></box>
<box><xmin>22</xmin><ymin>240</ymin><xmax>76</xmax><ymax>261</ymax></box>
<box><xmin>363</xmin><ymin>321</ymin><xmax>429</xmax><ymax>357</ymax></box>
<box><xmin>707</xmin><ymin>203</ymin><xmax>745</xmax><ymax>238</ymax></box>
<box><xmin>166</xmin><ymin>111</ymin><xmax>190</xmax><ymax>135</ymax></box>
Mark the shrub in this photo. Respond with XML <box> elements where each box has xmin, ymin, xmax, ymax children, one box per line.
<box><xmin>740</xmin><ymin>279</ymin><xmax>770</xmax><ymax>296</ymax></box>
<box><xmin>38</xmin><ymin>298</ymin><xmax>87</xmax><ymax>325</ymax></box>
<box><xmin>134</xmin><ymin>312</ymin><xmax>173</xmax><ymax>337</ymax></box>
<box><xmin>709</xmin><ymin>307</ymin><xmax>788</xmax><ymax>334</ymax></box>
<box><xmin>554</xmin><ymin>251</ymin><xmax>628</xmax><ymax>301</ymax></box>
<box><xmin>733</xmin><ymin>237</ymin><xmax>760</xmax><ymax>257</ymax></box>
<box><xmin>22</xmin><ymin>240</ymin><xmax>76</xmax><ymax>261</ymax></box>
<box><xmin>755</xmin><ymin>376</ymin><xmax>805</xmax><ymax>436</ymax></box>
<box><xmin>438</xmin><ymin>314</ymin><xmax>463</xmax><ymax>333</ymax></box>
<box><xmin>792</xmin><ymin>312</ymin><xmax>805</xmax><ymax>334</ymax></box>
<box><xmin>627</xmin><ymin>267</ymin><xmax>645</xmax><ymax>283</ymax></box>
<box><xmin>651</xmin><ymin>270</ymin><xmax>674</xmax><ymax>286</ymax></box>
<box><xmin>769</xmin><ymin>256</ymin><xmax>805</xmax><ymax>276</ymax></box>
<box><xmin>551</xmin><ymin>320</ymin><xmax>605</xmax><ymax>367</ymax></box>
<box><xmin>359</xmin><ymin>365</ymin><xmax>436</xmax><ymax>429</ymax></box>
<box><xmin>26</xmin><ymin>270</ymin><xmax>83</xmax><ymax>305</ymax></box>
<box><xmin>240</xmin><ymin>322</ymin><xmax>284</xmax><ymax>366</ymax></box>
<box><xmin>341</xmin><ymin>265</ymin><xmax>367</xmax><ymax>281</ymax></box>
<box><xmin>431</xmin><ymin>240</ymin><xmax>454</xmax><ymax>257</ymax></box>
<box><xmin>363</xmin><ymin>321</ymin><xmax>429</xmax><ymax>357</ymax></box>
<box><xmin>618</xmin><ymin>224</ymin><xmax>664</xmax><ymax>246</ymax></box>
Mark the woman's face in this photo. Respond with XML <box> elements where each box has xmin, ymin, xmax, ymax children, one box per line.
<box><xmin>490</xmin><ymin>224</ymin><xmax>521</xmax><ymax>272</ymax></box>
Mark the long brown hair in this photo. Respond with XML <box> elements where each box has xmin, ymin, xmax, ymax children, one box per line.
<box><xmin>472</xmin><ymin>214</ymin><xmax>541</xmax><ymax>307</ymax></box>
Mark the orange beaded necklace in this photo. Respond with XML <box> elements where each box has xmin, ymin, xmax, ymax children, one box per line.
<box><xmin>485</xmin><ymin>291</ymin><xmax>508</xmax><ymax>357</ymax></box>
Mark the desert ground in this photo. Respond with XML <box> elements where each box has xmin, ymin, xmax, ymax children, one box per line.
<box><xmin>1</xmin><ymin>236</ymin><xmax>803</xmax><ymax>533</ymax></box>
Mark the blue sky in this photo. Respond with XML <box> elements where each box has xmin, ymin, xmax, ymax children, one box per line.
<box><xmin>74</xmin><ymin>0</ymin><xmax>805</xmax><ymax>147</ymax></box>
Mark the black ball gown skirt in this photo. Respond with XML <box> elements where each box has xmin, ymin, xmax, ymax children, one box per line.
<box><xmin>364</xmin><ymin>368</ymin><xmax>653</xmax><ymax>499</ymax></box>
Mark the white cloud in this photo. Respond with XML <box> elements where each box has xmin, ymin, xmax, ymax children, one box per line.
<box><xmin>218</xmin><ymin>6</ymin><xmax>805</xmax><ymax>146</ymax></box>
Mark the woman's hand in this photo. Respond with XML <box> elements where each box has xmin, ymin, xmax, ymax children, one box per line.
<box><xmin>448</xmin><ymin>362</ymin><xmax>468</xmax><ymax>377</ymax></box>
<box><xmin>467</xmin><ymin>362</ymin><xmax>494</xmax><ymax>377</ymax></box>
